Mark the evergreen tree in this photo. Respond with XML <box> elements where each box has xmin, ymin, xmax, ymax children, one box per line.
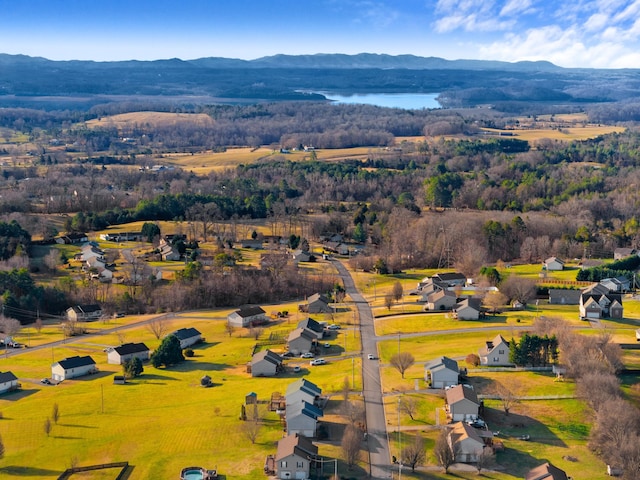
<box><xmin>123</xmin><ymin>357</ymin><xmax>144</xmax><ymax>378</ymax></box>
<box><xmin>150</xmin><ymin>334</ymin><xmax>184</xmax><ymax>368</ymax></box>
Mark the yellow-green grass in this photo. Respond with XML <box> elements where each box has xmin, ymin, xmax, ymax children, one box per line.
<box><xmin>480</xmin><ymin>125</ymin><xmax>625</xmax><ymax>142</ymax></box>
<box><xmin>0</xmin><ymin>308</ymin><xmax>364</xmax><ymax>479</ymax></box>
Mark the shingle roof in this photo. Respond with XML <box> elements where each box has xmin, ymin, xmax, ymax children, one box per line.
<box><xmin>56</xmin><ymin>355</ymin><xmax>95</xmax><ymax>369</ymax></box>
<box><xmin>275</xmin><ymin>433</ymin><xmax>318</xmax><ymax>462</ymax></box>
<box><xmin>445</xmin><ymin>384</ymin><xmax>479</xmax><ymax>405</ymax></box>
<box><xmin>525</xmin><ymin>462</ymin><xmax>568</xmax><ymax>480</ymax></box>
<box><xmin>171</xmin><ymin>327</ymin><xmax>201</xmax><ymax>340</ymax></box>
<box><xmin>113</xmin><ymin>342</ymin><xmax>149</xmax><ymax>355</ymax></box>
<box><xmin>234</xmin><ymin>305</ymin><xmax>266</xmax><ymax>318</ymax></box>
<box><xmin>252</xmin><ymin>349</ymin><xmax>283</xmax><ymax>366</ymax></box>
<box><xmin>286</xmin><ymin>378</ymin><xmax>321</xmax><ymax>397</ymax></box>
<box><xmin>424</xmin><ymin>356</ymin><xmax>459</xmax><ymax>373</ymax></box>
<box><xmin>297</xmin><ymin>317</ymin><xmax>324</xmax><ymax>334</ymax></box>
<box><xmin>0</xmin><ymin>371</ymin><xmax>17</xmax><ymax>383</ymax></box>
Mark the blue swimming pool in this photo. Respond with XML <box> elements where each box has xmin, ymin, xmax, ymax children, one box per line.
<box><xmin>181</xmin><ymin>468</ymin><xmax>205</xmax><ymax>480</ymax></box>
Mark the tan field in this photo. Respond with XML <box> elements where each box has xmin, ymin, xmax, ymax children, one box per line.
<box><xmin>86</xmin><ymin>111</ymin><xmax>215</xmax><ymax>129</ymax></box>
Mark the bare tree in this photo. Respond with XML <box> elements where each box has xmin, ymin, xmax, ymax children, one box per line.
<box><xmin>384</xmin><ymin>293</ymin><xmax>394</xmax><ymax>311</ymax></box>
<box><xmin>43</xmin><ymin>417</ymin><xmax>52</xmax><ymax>436</ymax></box>
<box><xmin>401</xmin><ymin>434</ymin><xmax>426</xmax><ymax>471</ymax></box>
<box><xmin>392</xmin><ymin>281</ymin><xmax>403</xmax><ymax>303</ymax></box>
<box><xmin>390</xmin><ymin>352</ymin><xmax>415</xmax><ymax>379</ymax></box>
<box><xmin>500</xmin><ymin>275</ymin><xmax>537</xmax><ymax>305</ymax></box>
<box><xmin>52</xmin><ymin>403</ymin><xmax>60</xmax><ymax>424</ymax></box>
<box><xmin>241</xmin><ymin>403</ymin><xmax>262</xmax><ymax>444</ymax></box>
<box><xmin>0</xmin><ymin>315</ymin><xmax>21</xmax><ymax>341</ymax></box>
<box><xmin>146</xmin><ymin>317</ymin><xmax>169</xmax><ymax>340</ymax></box>
<box><xmin>434</xmin><ymin>428</ymin><xmax>455</xmax><ymax>473</ymax></box>
<box><xmin>482</xmin><ymin>291</ymin><xmax>509</xmax><ymax>314</ymax></box>
<box><xmin>224</xmin><ymin>322</ymin><xmax>236</xmax><ymax>337</ymax></box>
<box><xmin>341</xmin><ymin>424</ymin><xmax>362</xmax><ymax>469</ymax></box>
<box><xmin>489</xmin><ymin>379</ymin><xmax>521</xmax><ymax>416</ymax></box>
<box><xmin>0</xmin><ymin>432</ymin><xmax>5</xmax><ymax>458</ymax></box>
<box><xmin>399</xmin><ymin>396</ymin><xmax>418</xmax><ymax>421</ymax></box>
<box><xmin>43</xmin><ymin>249</ymin><xmax>61</xmax><ymax>272</ymax></box>
<box><xmin>475</xmin><ymin>447</ymin><xmax>495</xmax><ymax>473</ymax></box>
<box><xmin>342</xmin><ymin>400</ymin><xmax>366</xmax><ymax>427</ymax></box>
<box><xmin>342</xmin><ymin>376</ymin><xmax>350</xmax><ymax>402</ymax></box>
<box><xmin>249</xmin><ymin>327</ymin><xmax>264</xmax><ymax>341</ymax></box>
<box><xmin>34</xmin><ymin>317</ymin><xmax>43</xmax><ymax>333</ymax></box>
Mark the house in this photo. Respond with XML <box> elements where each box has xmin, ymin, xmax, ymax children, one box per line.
<box><xmin>425</xmin><ymin>290</ymin><xmax>458</xmax><ymax>311</ymax></box>
<box><xmin>453</xmin><ymin>298</ymin><xmax>482</xmax><ymax>320</ymax></box>
<box><xmin>286</xmin><ymin>378</ymin><xmax>322</xmax><ymax>407</ymax></box>
<box><xmin>323</xmin><ymin>241</ymin><xmax>349</xmax><ymax>255</ymax></box>
<box><xmin>55</xmin><ymin>232</ymin><xmax>89</xmax><ymax>244</ymax></box>
<box><xmin>544</xmin><ymin>256</ymin><xmax>565</xmax><ymax>271</ymax></box>
<box><xmin>548</xmin><ymin>289</ymin><xmax>582</xmax><ymax>305</ymax></box>
<box><xmin>287</xmin><ymin>328</ymin><xmax>317</xmax><ymax>355</ymax></box>
<box><xmin>0</xmin><ymin>371</ymin><xmax>19</xmax><ymax>394</ymax></box>
<box><xmin>292</xmin><ymin>250</ymin><xmax>311</xmax><ymax>263</ymax></box>
<box><xmin>66</xmin><ymin>304</ymin><xmax>103</xmax><ymax>322</ymax></box>
<box><xmin>424</xmin><ymin>356</ymin><xmax>459</xmax><ymax>389</ymax></box>
<box><xmin>297</xmin><ymin>318</ymin><xmax>325</xmax><ymax>340</ymax></box>
<box><xmin>600</xmin><ymin>276</ymin><xmax>631</xmax><ymax>293</ymax></box>
<box><xmin>251</xmin><ymin>349</ymin><xmax>284</xmax><ymax>377</ymax></box>
<box><xmin>170</xmin><ymin>327</ymin><xmax>203</xmax><ymax>349</ymax></box>
<box><xmin>579</xmin><ymin>283</ymin><xmax>623</xmax><ymax>319</ymax></box>
<box><xmin>525</xmin><ymin>462</ymin><xmax>569</xmax><ymax>480</ymax></box>
<box><xmin>227</xmin><ymin>305</ymin><xmax>268</xmax><ymax>328</ymax></box>
<box><xmin>286</xmin><ymin>400</ymin><xmax>324</xmax><ymax>437</ymax></box>
<box><xmin>614</xmin><ymin>247</ymin><xmax>637</xmax><ymax>260</ymax></box>
<box><xmin>159</xmin><ymin>239</ymin><xmax>181</xmax><ymax>261</ymax></box>
<box><xmin>51</xmin><ymin>355</ymin><xmax>97</xmax><ymax>381</ymax></box>
<box><xmin>275</xmin><ymin>433</ymin><xmax>318</xmax><ymax>480</ymax></box>
<box><xmin>448</xmin><ymin>421</ymin><xmax>492</xmax><ymax>463</ymax></box>
<box><xmin>445</xmin><ymin>384</ymin><xmax>480</xmax><ymax>422</ymax></box>
<box><xmin>107</xmin><ymin>342</ymin><xmax>150</xmax><ymax>365</ymax></box>
<box><xmin>580</xmin><ymin>258</ymin><xmax>604</xmax><ymax>270</ymax></box>
<box><xmin>432</xmin><ymin>272</ymin><xmax>467</xmax><ymax>287</ymax></box>
<box><xmin>239</xmin><ymin>239</ymin><xmax>264</xmax><ymax>249</ymax></box>
<box><xmin>479</xmin><ymin>334</ymin><xmax>512</xmax><ymax>366</ymax></box>
<box><xmin>299</xmin><ymin>293</ymin><xmax>333</xmax><ymax>314</ymax></box>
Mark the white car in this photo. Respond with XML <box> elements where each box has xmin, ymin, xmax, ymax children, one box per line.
<box><xmin>300</xmin><ymin>352</ymin><xmax>314</xmax><ymax>358</ymax></box>
<box><xmin>310</xmin><ymin>358</ymin><xmax>326</xmax><ymax>366</ymax></box>
<box><xmin>367</xmin><ymin>354</ymin><xmax>377</xmax><ymax>360</ymax></box>
<box><xmin>327</xmin><ymin>324</ymin><xmax>341</xmax><ymax>330</ymax></box>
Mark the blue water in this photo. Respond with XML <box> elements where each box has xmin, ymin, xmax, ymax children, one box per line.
<box><xmin>182</xmin><ymin>470</ymin><xmax>204</xmax><ymax>480</ymax></box>
<box><xmin>320</xmin><ymin>92</ymin><xmax>441</xmax><ymax>109</ymax></box>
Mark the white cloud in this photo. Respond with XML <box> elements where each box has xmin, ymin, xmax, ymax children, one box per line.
<box><xmin>584</xmin><ymin>13</ymin><xmax>609</xmax><ymax>32</ymax></box>
<box><xmin>499</xmin><ymin>0</ymin><xmax>535</xmax><ymax>17</ymax></box>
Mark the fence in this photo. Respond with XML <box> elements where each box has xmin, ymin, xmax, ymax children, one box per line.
<box><xmin>467</xmin><ymin>366</ymin><xmax>553</xmax><ymax>373</ymax></box>
<box><xmin>57</xmin><ymin>462</ymin><xmax>129</xmax><ymax>480</ymax></box>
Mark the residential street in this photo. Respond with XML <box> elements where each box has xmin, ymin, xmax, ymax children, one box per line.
<box><xmin>332</xmin><ymin>259</ymin><xmax>393</xmax><ymax>479</ymax></box>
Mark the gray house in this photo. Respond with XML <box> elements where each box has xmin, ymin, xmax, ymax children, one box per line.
<box><xmin>548</xmin><ymin>289</ymin><xmax>582</xmax><ymax>305</ymax></box>
<box><xmin>424</xmin><ymin>356</ymin><xmax>459</xmax><ymax>389</ymax></box>
<box><xmin>275</xmin><ymin>433</ymin><xmax>318</xmax><ymax>480</ymax></box>
<box><xmin>286</xmin><ymin>400</ymin><xmax>323</xmax><ymax>437</ymax></box>
<box><xmin>453</xmin><ymin>298</ymin><xmax>482</xmax><ymax>320</ymax></box>
<box><xmin>445</xmin><ymin>384</ymin><xmax>480</xmax><ymax>422</ymax></box>
<box><xmin>171</xmin><ymin>327</ymin><xmax>203</xmax><ymax>349</ymax></box>
<box><xmin>425</xmin><ymin>290</ymin><xmax>458</xmax><ymax>311</ymax></box>
<box><xmin>297</xmin><ymin>318</ymin><xmax>325</xmax><ymax>340</ymax></box>
<box><xmin>286</xmin><ymin>378</ymin><xmax>322</xmax><ymax>407</ymax></box>
<box><xmin>227</xmin><ymin>305</ymin><xmax>268</xmax><ymax>328</ymax></box>
<box><xmin>287</xmin><ymin>328</ymin><xmax>317</xmax><ymax>355</ymax></box>
<box><xmin>251</xmin><ymin>349</ymin><xmax>284</xmax><ymax>377</ymax></box>
<box><xmin>478</xmin><ymin>334</ymin><xmax>511</xmax><ymax>366</ymax></box>
<box><xmin>299</xmin><ymin>293</ymin><xmax>333</xmax><ymax>314</ymax></box>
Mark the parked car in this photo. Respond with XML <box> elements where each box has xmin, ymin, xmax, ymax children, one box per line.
<box><xmin>300</xmin><ymin>352</ymin><xmax>314</xmax><ymax>358</ymax></box>
<box><xmin>40</xmin><ymin>378</ymin><xmax>51</xmax><ymax>385</ymax></box>
<box><xmin>293</xmin><ymin>365</ymin><xmax>301</xmax><ymax>373</ymax></box>
<box><xmin>367</xmin><ymin>354</ymin><xmax>377</xmax><ymax>360</ymax></box>
<box><xmin>323</xmin><ymin>342</ymin><xmax>331</xmax><ymax>348</ymax></box>
<box><xmin>310</xmin><ymin>358</ymin><xmax>326</xmax><ymax>366</ymax></box>
<box><xmin>327</xmin><ymin>324</ymin><xmax>341</xmax><ymax>330</ymax></box>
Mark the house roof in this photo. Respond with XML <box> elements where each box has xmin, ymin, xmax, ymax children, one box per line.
<box><xmin>286</xmin><ymin>378</ymin><xmax>322</xmax><ymax>397</ymax></box>
<box><xmin>449</xmin><ymin>421</ymin><xmax>484</xmax><ymax>446</ymax></box>
<box><xmin>432</xmin><ymin>272</ymin><xmax>466</xmax><ymax>284</ymax></box>
<box><xmin>297</xmin><ymin>317</ymin><xmax>324</xmax><ymax>334</ymax></box>
<box><xmin>455</xmin><ymin>298</ymin><xmax>482</xmax><ymax>311</ymax></box>
<box><xmin>233</xmin><ymin>305</ymin><xmax>266</xmax><ymax>318</ymax></box>
<box><xmin>275</xmin><ymin>433</ymin><xmax>318</xmax><ymax>462</ymax></box>
<box><xmin>424</xmin><ymin>356</ymin><xmax>459</xmax><ymax>373</ymax></box>
<box><xmin>525</xmin><ymin>462</ymin><xmax>568</xmax><ymax>480</ymax></box>
<box><xmin>288</xmin><ymin>327</ymin><xmax>317</xmax><ymax>343</ymax></box>
<box><xmin>252</xmin><ymin>349</ymin><xmax>283</xmax><ymax>366</ymax></box>
<box><xmin>307</xmin><ymin>293</ymin><xmax>330</xmax><ymax>304</ymax></box>
<box><xmin>428</xmin><ymin>289</ymin><xmax>456</xmax><ymax>302</ymax></box>
<box><xmin>446</xmin><ymin>384</ymin><xmax>479</xmax><ymax>406</ymax></box>
<box><xmin>479</xmin><ymin>334</ymin><xmax>509</xmax><ymax>356</ymax></box>
<box><xmin>548</xmin><ymin>289</ymin><xmax>582</xmax><ymax>304</ymax></box>
<box><xmin>0</xmin><ymin>371</ymin><xmax>17</xmax><ymax>383</ymax></box>
<box><xmin>545</xmin><ymin>256</ymin><xmax>564</xmax><ymax>264</ymax></box>
<box><xmin>113</xmin><ymin>342</ymin><xmax>149</xmax><ymax>355</ymax></box>
<box><xmin>70</xmin><ymin>304</ymin><xmax>102</xmax><ymax>314</ymax></box>
<box><xmin>56</xmin><ymin>355</ymin><xmax>96</xmax><ymax>369</ymax></box>
<box><xmin>286</xmin><ymin>400</ymin><xmax>324</xmax><ymax>419</ymax></box>
<box><xmin>614</xmin><ymin>247</ymin><xmax>637</xmax><ymax>256</ymax></box>
<box><xmin>171</xmin><ymin>327</ymin><xmax>201</xmax><ymax>340</ymax></box>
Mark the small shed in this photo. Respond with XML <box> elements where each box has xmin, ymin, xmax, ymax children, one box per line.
<box><xmin>245</xmin><ymin>392</ymin><xmax>258</xmax><ymax>405</ymax></box>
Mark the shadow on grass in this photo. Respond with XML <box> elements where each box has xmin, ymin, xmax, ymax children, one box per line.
<box><xmin>0</xmin><ymin>388</ymin><xmax>39</xmax><ymax>402</ymax></box>
<box><xmin>57</xmin><ymin>423</ymin><xmax>97</xmax><ymax>429</ymax></box>
<box><xmin>483</xmin><ymin>407</ymin><xmax>567</xmax><ymax>447</ymax></box>
<box><xmin>190</xmin><ymin>341</ymin><xmax>220</xmax><ymax>352</ymax></box>
<box><xmin>51</xmin><ymin>435</ymin><xmax>84</xmax><ymax>440</ymax></box>
<box><xmin>72</xmin><ymin>371</ymin><xmax>116</xmax><ymax>382</ymax></box>
<box><xmin>0</xmin><ymin>465</ymin><xmax>62</xmax><ymax>476</ymax></box>
<box><xmin>173</xmin><ymin>361</ymin><xmax>232</xmax><ymax>373</ymax></box>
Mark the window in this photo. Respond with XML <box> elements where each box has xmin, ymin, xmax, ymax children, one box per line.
<box><xmin>498</xmin><ymin>350</ymin><xmax>504</xmax><ymax>354</ymax></box>
<box><xmin>280</xmin><ymin>461</ymin><xmax>287</xmax><ymax>468</ymax></box>
<box><xmin>296</xmin><ymin>461</ymin><xmax>304</xmax><ymax>468</ymax></box>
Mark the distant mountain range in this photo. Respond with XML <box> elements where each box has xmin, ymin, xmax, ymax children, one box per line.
<box><xmin>0</xmin><ymin>53</ymin><xmax>636</xmax><ymax>111</ymax></box>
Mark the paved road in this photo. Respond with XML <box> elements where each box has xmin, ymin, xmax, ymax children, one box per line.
<box><xmin>332</xmin><ymin>260</ymin><xmax>393</xmax><ymax>479</ymax></box>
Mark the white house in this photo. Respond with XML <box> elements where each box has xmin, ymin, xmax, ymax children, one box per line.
<box><xmin>66</xmin><ymin>304</ymin><xmax>103</xmax><ymax>322</ymax></box>
<box><xmin>227</xmin><ymin>305</ymin><xmax>268</xmax><ymax>328</ymax></box>
<box><xmin>544</xmin><ymin>256</ymin><xmax>565</xmax><ymax>271</ymax></box>
<box><xmin>286</xmin><ymin>378</ymin><xmax>322</xmax><ymax>407</ymax></box>
<box><xmin>51</xmin><ymin>356</ymin><xmax>97</xmax><ymax>382</ymax></box>
<box><xmin>107</xmin><ymin>342</ymin><xmax>150</xmax><ymax>365</ymax></box>
<box><xmin>478</xmin><ymin>334</ymin><xmax>511</xmax><ymax>366</ymax></box>
<box><xmin>424</xmin><ymin>356</ymin><xmax>459</xmax><ymax>389</ymax></box>
<box><xmin>0</xmin><ymin>371</ymin><xmax>19</xmax><ymax>394</ymax></box>
<box><xmin>275</xmin><ymin>434</ymin><xmax>318</xmax><ymax>480</ymax></box>
<box><xmin>170</xmin><ymin>327</ymin><xmax>203</xmax><ymax>349</ymax></box>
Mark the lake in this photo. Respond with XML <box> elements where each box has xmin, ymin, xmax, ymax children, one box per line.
<box><xmin>319</xmin><ymin>92</ymin><xmax>441</xmax><ymax>109</ymax></box>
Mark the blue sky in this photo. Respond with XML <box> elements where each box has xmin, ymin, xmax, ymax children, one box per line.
<box><xmin>1</xmin><ymin>0</ymin><xmax>639</xmax><ymax>68</ymax></box>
